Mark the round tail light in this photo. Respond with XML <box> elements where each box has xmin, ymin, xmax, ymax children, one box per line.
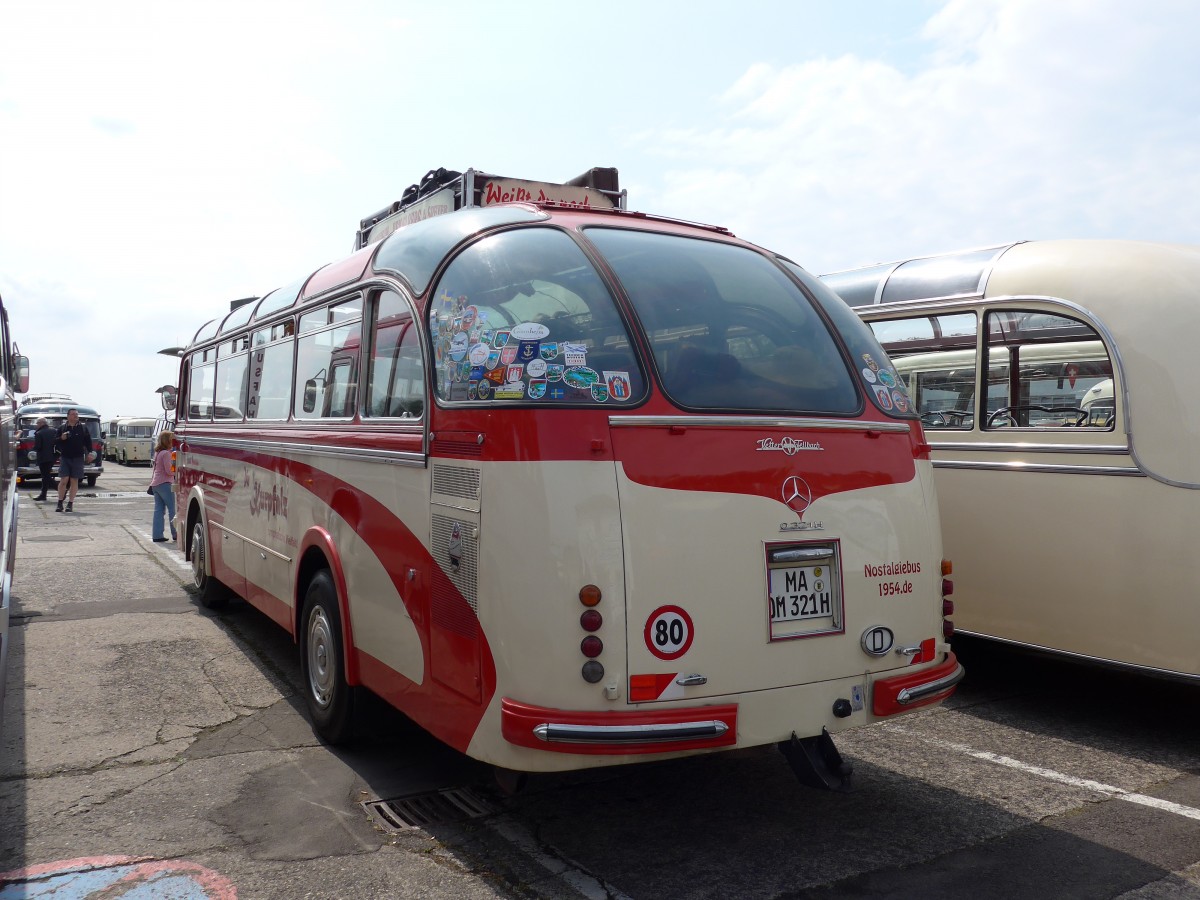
<box><xmin>579</xmin><ymin>585</ymin><xmax>602</xmax><ymax>607</ymax></box>
<box><xmin>942</xmin><ymin>619</ymin><xmax>955</xmax><ymax>640</ymax></box>
<box><xmin>580</xmin><ymin>609</ymin><xmax>602</xmax><ymax>632</ymax></box>
<box><xmin>581</xmin><ymin>636</ymin><xmax>603</xmax><ymax>658</ymax></box>
<box><xmin>942</xmin><ymin>598</ymin><xmax>954</xmax><ymax>617</ymax></box>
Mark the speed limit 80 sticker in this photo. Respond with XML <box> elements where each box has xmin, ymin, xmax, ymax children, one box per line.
<box><xmin>644</xmin><ymin>605</ymin><xmax>695</xmax><ymax>660</ymax></box>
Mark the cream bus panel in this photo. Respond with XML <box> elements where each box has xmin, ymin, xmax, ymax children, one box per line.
<box><xmin>475</xmin><ymin>460</ymin><xmax>627</xmax><ymax>708</ymax></box>
<box><xmin>615</xmin><ymin>471</ymin><xmax>942</xmax><ymax>698</ymax></box>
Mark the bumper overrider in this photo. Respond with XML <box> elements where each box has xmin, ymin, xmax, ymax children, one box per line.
<box><xmin>502</xmin><ymin>653</ymin><xmax>963</xmax><ymax>755</ymax></box>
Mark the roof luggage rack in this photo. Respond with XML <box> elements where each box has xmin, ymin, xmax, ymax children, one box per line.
<box><xmin>20</xmin><ymin>393</ymin><xmax>75</xmax><ymax>405</ymax></box>
<box><xmin>354</xmin><ymin>166</ymin><xmax>624</xmax><ymax>250</ymax></box>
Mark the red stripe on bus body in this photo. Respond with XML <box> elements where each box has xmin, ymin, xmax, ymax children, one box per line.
<box><xmin>181</xmin><ymin>442</ymin><xmax>496</xmax><ymax>752</ymax></box>
<box><xmin>611</xmin><ymin>427</ymin><xmax>917</xmax><ymax>507</ymax></box>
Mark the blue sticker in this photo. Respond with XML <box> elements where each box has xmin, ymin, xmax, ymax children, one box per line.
<box><xmin>564</xmin><ymin>367</ymin><xmax>600</xmax><ymax>390</ymax></box>
<box><xmin>540</xmin><ymin>342</ymin><xmax>560</xmax><ymax>360</ymax></box>
<box><xmin>527</xmin><ymin>380</ymin><xmax>548</xmax><ymax>400</ymax></box>
<box><xmin>546</xmin><ymin>364</ymin><xmax>565</xmax><ymax>382</ymax></box>
<box><xmin>517</xmin><ymin>340</ymin><xmax>540</xmax><ymax>363</ymax></box>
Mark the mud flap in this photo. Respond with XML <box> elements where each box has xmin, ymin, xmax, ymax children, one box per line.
<box><xmin>778</xmin><ymin>728</ymin><xmax>853</xmax><ymax>791</ymax></box>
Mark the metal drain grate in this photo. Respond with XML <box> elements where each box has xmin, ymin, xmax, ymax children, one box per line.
<box><xmin>362</xmin><ymin>787</ymin><xmax>498</xmax><ymax>831</ymax></box>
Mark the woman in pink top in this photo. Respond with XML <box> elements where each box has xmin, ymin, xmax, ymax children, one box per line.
<box><xmin>149</xmin><ymin>431</ymin><xmax>177</xmax><ymax>543</ymax></box>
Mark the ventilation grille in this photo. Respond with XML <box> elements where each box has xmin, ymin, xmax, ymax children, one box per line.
<box><xmin>432</xmin><ymin>432</ymin><xmax>483</xmax><ymax>458</ymax></box>
<box><xmin>362</xmin><ymin>787</ymin><xmax>497</xmax><ymax>831</ymax></box>
<box><xmin>431</xmin><ymin>514</ymin><xmax>479</xmax><ymax>629</ymax></box>
<box><xmin>432</xmin><ymin>463</ymin><xmax>480</xmax><ymax>502</ymax></box>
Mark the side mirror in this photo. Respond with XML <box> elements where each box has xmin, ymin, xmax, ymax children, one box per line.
<box><xmin>101</xmin><ymin>431</ymin><xmax>107</xmax><ymax>440</ymax></box>
<box><xmin>303</xmin><ymin>379</ymin><xmax>318</xmax><ymax>413</ymax></box>
<box><xmin>13</xmin><ymin>355</ymin><xmax>29</xmax><ymax>394</ymax></box>
<box><xmin>158</xmin><ymin>384</ymin><xmax>178</xmax><ymax>411</ymax></box>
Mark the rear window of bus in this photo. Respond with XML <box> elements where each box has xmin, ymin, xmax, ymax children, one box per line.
<box><xmin>428</xmin><ymin>227</ymin><xmax>644</xmax><ymax>405</ymax></box>
<box><xmin>586</xmin><ymin>228</ymin><xmax>860</xmax><ymax>414</ymax></box>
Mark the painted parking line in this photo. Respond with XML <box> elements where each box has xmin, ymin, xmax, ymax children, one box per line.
<box><xmin>894</xmin><ymin>727</ymin><xmax>1200</xmax><ymax>822</ymax></box>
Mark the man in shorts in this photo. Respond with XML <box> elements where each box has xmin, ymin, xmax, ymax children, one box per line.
<box><xmin>55</xmin><ymin>408</ymin><xmax>94</xmax><ymax>513</ymax></box>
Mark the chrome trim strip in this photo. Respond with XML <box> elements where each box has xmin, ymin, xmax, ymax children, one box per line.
<box><xmin>895</xmin><ymin>663</ymin><xmax>965</xmax><ymax>705</ymax></box>
<box><xmin>532</xmin><ymin>720</ymin><xmax>729</xmax><ymax>744</ymax></box>
<box><xmin>956</xmin><ymin>630</ymin><xmax>1200</xmax><ymax>685</ymax></box>
<box><xmin>933</xmin><ymin>460</ymin><xmax>1144</xmax><ymax>476</ymax></box>
<box><xmin>608</xmin><ymin>416</ymin><xmax>910</xmax><ymax>433</ymax></box>
<box><xmin>211</xmin><ymin>522</ymin><xmax>292</xmax><ymax>563</ymax></box>
<box><xmin>182</xmin><ymin>435</ymin><xmax>426</xmax><ymax>467</ymax></box>
<box><xmin>929</xmin><ymin>442</ymin><xmax>1128</xmax><ymax>455</ymax></box>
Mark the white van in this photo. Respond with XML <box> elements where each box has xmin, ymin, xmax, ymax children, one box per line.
<box><xmin>823</xmin><ymin>239</ymin><xmax>1200</xmax><ymax>682</ymax></box>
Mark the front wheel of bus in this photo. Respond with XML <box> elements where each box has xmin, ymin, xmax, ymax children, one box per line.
<box><xmin>301</xmin><ymin>571</ymin><xmax>355</xmax><ymax>745</ymax></box>
<box><xmin>190</xmin><ymin>520</ymin><xmax>229</xmax><ymax>609</ymax></box>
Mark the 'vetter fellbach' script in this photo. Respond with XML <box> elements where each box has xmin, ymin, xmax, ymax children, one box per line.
<box><xmin>756</xmin><ymin>437</ymin><xmax>824</xmax><ymax>455</ymax></box>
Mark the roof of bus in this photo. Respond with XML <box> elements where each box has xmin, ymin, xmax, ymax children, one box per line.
<box><xmin>185</xmin><ymin>201</ymin><xmax>742</xmax><ymax>352</ymax></box>
<box><xmin>828</xmin><ymin>239</ymin><xmax>1200</xmax><ymax>487</ymax></box>
<box><xmin>17</xmin><ymin>402</ymin><xmax>101</xmax><ymax>417</ymax></box>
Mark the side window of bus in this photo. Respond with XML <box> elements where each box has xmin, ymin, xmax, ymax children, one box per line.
<box><xmin>294</xmin><ymin>299</ymin><xmax>362</xmax><ymax>420</ymax></box>
<box><xmin>214</xmin><ymin>337</ymin><xmax>249</xmax><ymax>421</ymax></box>
<box><xmin>247</xmin><ymin>322</ymin><xmax>295</xmax><ymax>420</ymax></box>
<box><xmin>870</xmin><ymin>313</ymin><xmax>979</xmax><ymax>429</ymax></box>
<box><xmin>367</xmin><ymin>290</ymin><xmax>424</xmax><ymax>418</ymax></box>
<box><xmin>187</xmin><ymin>356</ymin><xmax>216</xmax><ymax>420</ymax></box>
<box><xmin>983</xmin><ymin>310</ymin><xmax>1114</xmax><ymax>430</ymax></box>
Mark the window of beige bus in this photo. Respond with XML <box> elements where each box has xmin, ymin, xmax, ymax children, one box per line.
<box><xmin>366</xmin><ymin>290</ymin><xmax>424</xmax><ymax>418</ymax></box>
<box><xmin>867</xmin><ymin>313</ymin><xmax>979</xmax><ymax>429</ymax></box>
<box><xmin>247</xmin><ymin>319</ymin><xmax>295</xmax><ymax>420</ymax></box>
<box><xmin>294</xmin><ymin>298</ymin><xmax>362</xmax><ymax>420</ymax></box>
<box><xmin>983</xmin><ymin>310</ymin><xmax>1114</xmax><ymax>430</ymax></box>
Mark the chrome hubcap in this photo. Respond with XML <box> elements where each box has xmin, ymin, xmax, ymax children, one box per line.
<box><xmin>191</xmin><ymin>524</ymin><xmax>205</xmax><ymax>588</ymax></box>
<box><xmin>307</xmin><ymin>607</ymin><xmax>335</xmax><ymax>709</ymax></box>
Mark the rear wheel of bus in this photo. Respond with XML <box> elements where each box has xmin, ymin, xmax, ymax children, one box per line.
<box><xmin>300</xmin><ymin>570</ymin><xmax>355</xmax><ymax>745</ymax></box>
<box><xmin>190</xmin><ymin>519</ymin><xmax>229</xmax><ymax>609</ymax></box>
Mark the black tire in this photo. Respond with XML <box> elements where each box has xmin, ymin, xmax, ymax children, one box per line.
<box><xmin>86</xmin><ymin>475</ymin><xmax>97</xmax><ymax>487</ymax></box>
<box><xmin>190</xmin><ymin>519</ymin><xmax>229</xmax><ymax>609</ymax></box>
<box><xmin>300</xmin><ymin>570</ymin><xmax>355</xmax><ymax>744</ymax></box>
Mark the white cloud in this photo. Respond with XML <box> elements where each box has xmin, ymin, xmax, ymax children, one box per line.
<box><xmin>641</xmin><ymin>0</ymin><xmax>1200</xmax><ymax>273</ymax></box>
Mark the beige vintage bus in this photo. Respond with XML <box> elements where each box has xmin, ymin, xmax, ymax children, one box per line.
<box><xmin>823</xmin><ymin>240</ymin><xmax>1200</xmax><ymax>681</ymax></box>
<box><xmin>111</xmin><ymin>416</ymin><xmax>156</xmax><ymax>465</ymax></box>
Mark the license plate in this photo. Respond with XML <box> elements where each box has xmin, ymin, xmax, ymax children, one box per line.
<box><xmin>768</xmin><ymin>565</ymin><xmax>835</xmax><ymax>624</ymax></box>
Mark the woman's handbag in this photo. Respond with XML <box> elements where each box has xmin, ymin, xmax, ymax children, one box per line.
<box><xmin>147</xmin><ymin>485</ymin><xmax>153</xmax><ymax>495</ymax></box>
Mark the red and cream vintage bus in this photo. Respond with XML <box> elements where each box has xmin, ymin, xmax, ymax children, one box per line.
<box><xmin>173</xmin><ymin>167</ymin><xmax>961</xmax><ymax>785</ymax></box>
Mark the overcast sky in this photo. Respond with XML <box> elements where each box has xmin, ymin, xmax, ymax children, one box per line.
<box><xmin>2</xmin><ymin>0</ymin><xmax>1197</xmax><ymax>420</ymax></box>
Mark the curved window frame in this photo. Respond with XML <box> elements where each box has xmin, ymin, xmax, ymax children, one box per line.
<box><xmin>584</xmin><ymin>227</ymin><xmax>862</xmax><ymax>417</ymax></box>
<box><xmin>426</xmin><ymin>225</ymin><xmax>646</xmax><ymax>409</ymax></box>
